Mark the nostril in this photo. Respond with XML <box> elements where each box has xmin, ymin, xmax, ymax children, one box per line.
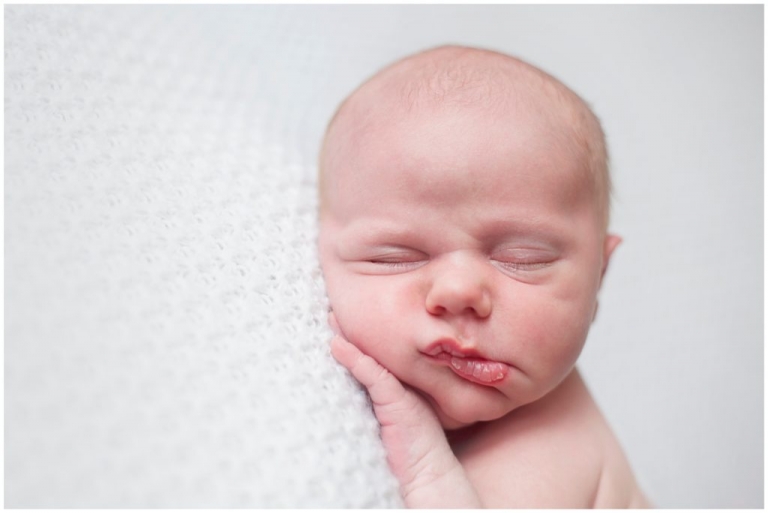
<box><xmin>428</xmin><ymin>304</ymin><xmax>446</xmax><ymax>316</ymax></box>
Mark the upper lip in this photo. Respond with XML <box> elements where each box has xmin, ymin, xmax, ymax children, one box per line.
<box><xmin>423</xmin><ymin>338</ymin><xmax>486</xmax><ymax>359</ymax></box>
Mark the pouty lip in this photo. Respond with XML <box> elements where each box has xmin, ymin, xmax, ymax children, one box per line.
<box><xmin>421</xmin><ymin>337</ymin><xmax>516</xmax><ymax>386</ymax></box>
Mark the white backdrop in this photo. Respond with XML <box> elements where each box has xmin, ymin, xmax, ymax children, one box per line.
<box><xmin>6</xmin><ymin>5</ymin><xmax>763</xmax><ymax>508</ymax></box>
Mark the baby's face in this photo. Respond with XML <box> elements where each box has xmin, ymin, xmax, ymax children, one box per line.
<box><xmin>319</xmin><ymin>102</ymin><xmax>617</xmax><ymax>429</ymax></box>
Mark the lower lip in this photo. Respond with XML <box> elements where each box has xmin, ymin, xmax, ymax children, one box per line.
<box><xmin>428</xmin><ymin>353</ymin><xmax>510</xmax><ymax>386</ymax></box>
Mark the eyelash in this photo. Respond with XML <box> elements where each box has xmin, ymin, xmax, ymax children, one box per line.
<box><xmin>492</xmin><ymin>260</ymin><xmax>552</xmax><ymax>272</ymax></box>
<box><xmin>370</xmin><ymin>260</ymin><xmax>413</xmax><ymax>267</ymax></box>
<box><xmin>368</xmin><ymin>259</ymin><xmax>424</xmax><ymax>269</ymax></box>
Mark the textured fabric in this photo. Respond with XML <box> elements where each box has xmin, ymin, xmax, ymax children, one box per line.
<box><xmin>5</xmin><ymin>6</ymin><xmax>402</xmax><ymax>507</ymax></box>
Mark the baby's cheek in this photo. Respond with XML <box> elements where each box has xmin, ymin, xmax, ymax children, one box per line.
<box><xmin>529</xmin><ymin>300</ymin><xmax>592</xmax><ymax>381</ymax></box>
<box><xmin>333</xmin><ymin>276</ymin><xmax>421</xmax><ymax>362</ymax></box>
<box><xmin>500</xmin><ymin>287</ymin><xmax>590</xmax><ymax>383</ymax></box>
<box><xmin>331</xmin><ymin>277</ymin><xmax>398</xmax><ymax>337</ymax></box>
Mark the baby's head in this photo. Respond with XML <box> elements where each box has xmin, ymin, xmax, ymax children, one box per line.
<box><xmin>318</xmin><ymin>45</ymin><xmax>621</xmax><ymax>429</ymax></box>
<box><xmin>319</xmin><ymin>45</ymin><xmax>611</xmax><ymax>227</ymax></box>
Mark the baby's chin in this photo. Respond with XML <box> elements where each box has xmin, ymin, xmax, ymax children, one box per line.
<box><xmin>412</xmin><ymin>378</ymin><xmax>522</xmax><ymax>429</ymax></box>
<box><xmin>427</xmin><ymin>394</ymin><xmax>505</xmax><ymax>430</ymax></box>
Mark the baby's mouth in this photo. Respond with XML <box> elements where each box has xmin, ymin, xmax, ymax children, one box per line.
<box><xmin>423</xmin><ymin>339</ymin><xmax>510</xmax><ymax>386</ymax></box>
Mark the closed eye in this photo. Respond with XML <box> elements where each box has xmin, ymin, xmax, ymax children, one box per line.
<box><xmin>490</xmin><ymin>249</ymin><xmax>558</xmax><ymax>274</ymax></box>
<box><xmin>359</xmin><ymin>252</ymin><xmax>428</xmax><ymax>274</ymax></box>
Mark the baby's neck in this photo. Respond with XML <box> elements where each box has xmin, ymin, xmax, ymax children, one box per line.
<box><xmin>445</xmin><ymin>421</ymin><xmax>485</xmax><ymax>451</ymax></box>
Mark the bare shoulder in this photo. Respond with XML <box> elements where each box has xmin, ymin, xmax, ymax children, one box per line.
<box><xmin>452</xmin><ymin>369</ymin><xmax>649</xmax><ymax>508</ymax></box>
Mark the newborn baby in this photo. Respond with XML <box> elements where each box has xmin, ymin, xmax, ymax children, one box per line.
<box><xmin>318</xmin><ymin>45</ymin><xmax>649</xmax><ymax>508</ymax></box>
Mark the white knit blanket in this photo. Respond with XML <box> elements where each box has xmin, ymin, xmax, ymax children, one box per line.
<box><xmin>5</xmin><ymin>6</ymin><xmax>402</xmax><ymax>507</ymax></box>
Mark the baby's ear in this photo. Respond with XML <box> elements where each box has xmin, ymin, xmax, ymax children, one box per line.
<box><xmin>600</xmin><ymin>234</ymin><xmax>622</xmax><ymax>286</ymax></box>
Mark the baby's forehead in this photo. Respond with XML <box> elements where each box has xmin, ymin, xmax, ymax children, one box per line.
<box><xmin>331</xmin><ymin>85</ymin><xmax>588</xmax><ymax>177</ymax></box>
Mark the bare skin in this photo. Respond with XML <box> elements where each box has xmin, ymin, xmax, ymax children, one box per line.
<box><xmin>330</xmin><ymin>318</ymin><xmax>649</xmax><ymax>508</ymax></box>
<box><xmin>451</xmin><ymin>368</ymin><xmax>650</xmax><ymax>508</ymax></box>
<box><xmin>320</xmin><ymin>45</ymin><xmax>649</xmax><ymax>508</ymax></box>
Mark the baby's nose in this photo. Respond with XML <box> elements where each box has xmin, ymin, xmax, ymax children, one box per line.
<box><xmin>425</xmin><ymin>258</ymin><xmax>492</xmax><ymax>318</ymax></box>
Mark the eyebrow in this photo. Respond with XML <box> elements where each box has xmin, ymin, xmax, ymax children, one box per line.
<box><xmin>336</xmin><ymin>216</ymin><xmax>570</xmax><ymax>249</ymax></box>
<box><xmin>472</xmin><ymin>216</ymin><xmax>570</xmax><ymax>243</ymax></box>
<box><xmin>337</xmin><ymin>220</ymin><xmax>422</xmax><ymax>246</ymax></box>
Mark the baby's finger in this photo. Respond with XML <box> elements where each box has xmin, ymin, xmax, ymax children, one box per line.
<box><xmin>330</xmin><ymin>335</ymin><xmax>407</xmax><ymax>407</ymax></box>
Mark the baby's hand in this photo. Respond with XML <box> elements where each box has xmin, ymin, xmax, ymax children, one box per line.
<box><xmin>328</xmin><ymin>313</ymin><xmax>482</xmax><ymax>508</ymax></box>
